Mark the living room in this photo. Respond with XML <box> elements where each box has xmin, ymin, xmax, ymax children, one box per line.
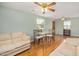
<box><xmin>0</xmin><ymin>2</ymin><xmax>79</xmax><ymax>56</ymax></box>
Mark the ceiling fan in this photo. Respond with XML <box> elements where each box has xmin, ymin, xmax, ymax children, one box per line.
<box><xmin>34</xmin><ymin>2</ymin><xmax>56</xmax><ymax>14</ymax></box>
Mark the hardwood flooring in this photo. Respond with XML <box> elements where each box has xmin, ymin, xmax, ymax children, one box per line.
<box><xmin>16</xmin><ymin>36</ymin><xmax>65</xmax><ymax>56</ymax></box>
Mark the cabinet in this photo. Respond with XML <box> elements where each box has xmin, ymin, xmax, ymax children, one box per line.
<box><xmin>63</xmin><ymin>29</ymin><xmax>71</xmax><ymax>36</ymax></box>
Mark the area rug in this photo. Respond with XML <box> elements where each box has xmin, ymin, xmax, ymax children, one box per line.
<box><xmin>49</xmin><ymin>38</ymin><xmax>79</xmax><ymax>56</ymax></box>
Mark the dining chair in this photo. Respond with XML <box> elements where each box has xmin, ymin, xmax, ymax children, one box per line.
<box><xmin>33</xmin><ymin>29</ymin><xmax>44</xmax><ymax>44</ymax></box>
<box><xmin>46</xmin><ymin>29</ymin><xmax>55</xmax><ymax>43</ymax></box>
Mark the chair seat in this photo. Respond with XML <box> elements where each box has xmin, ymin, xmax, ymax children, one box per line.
<box><xmin>46</xmin><ymin>34</ymin><xmax>52</xmax><ymax>37</ymax></box>
<box><xmin>35</xmin><ymin>36</ymin><xmax>44</xmax><ymax>39</ymax></box>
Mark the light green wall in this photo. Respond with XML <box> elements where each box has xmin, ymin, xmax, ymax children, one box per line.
<box><xmin>55</xmin><ymin>17</ymin><xmax>79</xmax><ymax>36</ymax></box>
<box><xmin>0</xmin><ymin>6</ymin><xmax>52</xmax><ymax>36</ymax></box>
<box><xmin>71</xmin><ymin>17</ymin><xmax>79</xmax><ymax>36</ymax></box>
<box><xmin>44</xmin><ymin>18</ymin><xmax>52</xmax><ymax>32</ymax></box>
<box><xmin>55</xmin><ymin>19</ymin><xmax>63</xmax><ymax>35</ymax></box>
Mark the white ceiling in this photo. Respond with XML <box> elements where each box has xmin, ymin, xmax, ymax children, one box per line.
<box><xmin>0</xmin><ymin>2</ymin><xmax>79</xmax><ymax>18</ymax></box>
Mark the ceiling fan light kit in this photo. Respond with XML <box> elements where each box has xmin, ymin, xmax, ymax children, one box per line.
<box><xmin>34</xmin><ymin>2</ymin><xmax>56</xmax><ymax>14</ymax></box>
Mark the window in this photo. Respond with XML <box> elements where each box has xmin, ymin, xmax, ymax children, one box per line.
<box><xmin>36</xmin><ymin>18</ymin><xmax>45</xmax><ymax>30</ymax></box>
<box><xmin>64</xmin><ymin>20</ymin><xmax>71</xmax><ymax>29</ymax></box>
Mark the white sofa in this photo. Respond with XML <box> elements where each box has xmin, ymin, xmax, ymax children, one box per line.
<box><xmin>49</xmin><ymin>38</ymin><xmax>79</xmax><ymax>56</ymax></box>
<box><xmin>0</xmin><ymin>32</ymin><xmax>31</xmax><ymax>56</ymax></box>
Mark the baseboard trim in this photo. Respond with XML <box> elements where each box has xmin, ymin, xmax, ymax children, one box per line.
<box><xmin>56</xmin><ymin>34</ymin><xmax>79</xmax><ymax>38</ymax></box>
<box><xmin>55</xmin><ymin>34</ymin><xmax>63</xmax><ymax>36</ymax></box>
<box><xmin>70</xmin><ymin>36</ymin><xmax>79</xmax><ymax>38</ymax></box>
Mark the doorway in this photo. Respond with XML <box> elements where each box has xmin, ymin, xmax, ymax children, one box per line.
<box><xmin>63</xmin><ymin>20</ymin><xmax>71</xmax><ymax>36</ymax></box>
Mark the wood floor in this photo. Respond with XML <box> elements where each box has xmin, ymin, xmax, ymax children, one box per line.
<box><xmin>16</xmin><ymin>36</ymin><xmax>66</xmax><ymax>56</ymax></box>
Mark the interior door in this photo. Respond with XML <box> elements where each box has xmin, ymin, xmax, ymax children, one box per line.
<box><xmin>52</xmin><ymin>21</ymin><xmax>55</xmax><ymax>36</ymax></box>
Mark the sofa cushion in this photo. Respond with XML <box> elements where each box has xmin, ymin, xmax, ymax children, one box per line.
<box><xmin>22</xmin><ymin>35</ymin><xmax>31</xmax><ymax>41</ymax></box>
<box><xmin>0</xmin><ymin>33</ymin><xmax>11</xmax><ymax>41</ymax></box>
<box><xmin>12</xmin><ymin>38</ymin><xmax>30</xmax><ymax>48</ymax></box>
<box><xmin>75</xmin><ymin>46</ymin><xmax>79</xmax><ymax>56</ymax></box>
<box><xmin>0</xmin><ymin>33</ymin><xmax>12</xmax><ymax>46</ymax></box>
<box><xmin>12</xmin><ymin>32</ymin><xmax>30</xmax><ymax>48</ymax></box>
<box><xmin>0</xmin><ymin>32</ymin><xmax>31</xmax><ymax>55</ymax></box>
<box><xmin>0</xmin><ymin>44</ymin><xmax>15</xmax><ymax>54</ymax></box>
<box><xmin>11</xmin><ymin>32</ymin><xmax>26</xmax><ymax>38</ymax></box>
<box><xmin>0</xmin><ymin>39</ymin><xmax>12</xmax><ymax>46</ymax></box>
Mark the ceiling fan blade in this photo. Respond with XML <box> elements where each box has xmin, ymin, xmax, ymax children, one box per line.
<box><xmin>48</xmin><ymin>2</ymin><xmax>56</xmax><ymax>6</ymax></box>
<box><xmin>48</xmin><ymin>8</ymin><xmax>55</xmax><ymax>12</ymax></box>
<box><xmin>34</xmin><ymin>2</ymin><xmax>41</xmax><ymax>6</ymax></box>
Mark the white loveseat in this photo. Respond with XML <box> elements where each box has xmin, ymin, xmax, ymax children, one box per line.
<box><xmin>49</xmin><ymin>38</ymin><xmax>79</xmax><ymax>56</ymax></box>
<box><xmin>0</xmin><ymin>32</ymin><xmax>31</xmax><ymax>56</ymax></box>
